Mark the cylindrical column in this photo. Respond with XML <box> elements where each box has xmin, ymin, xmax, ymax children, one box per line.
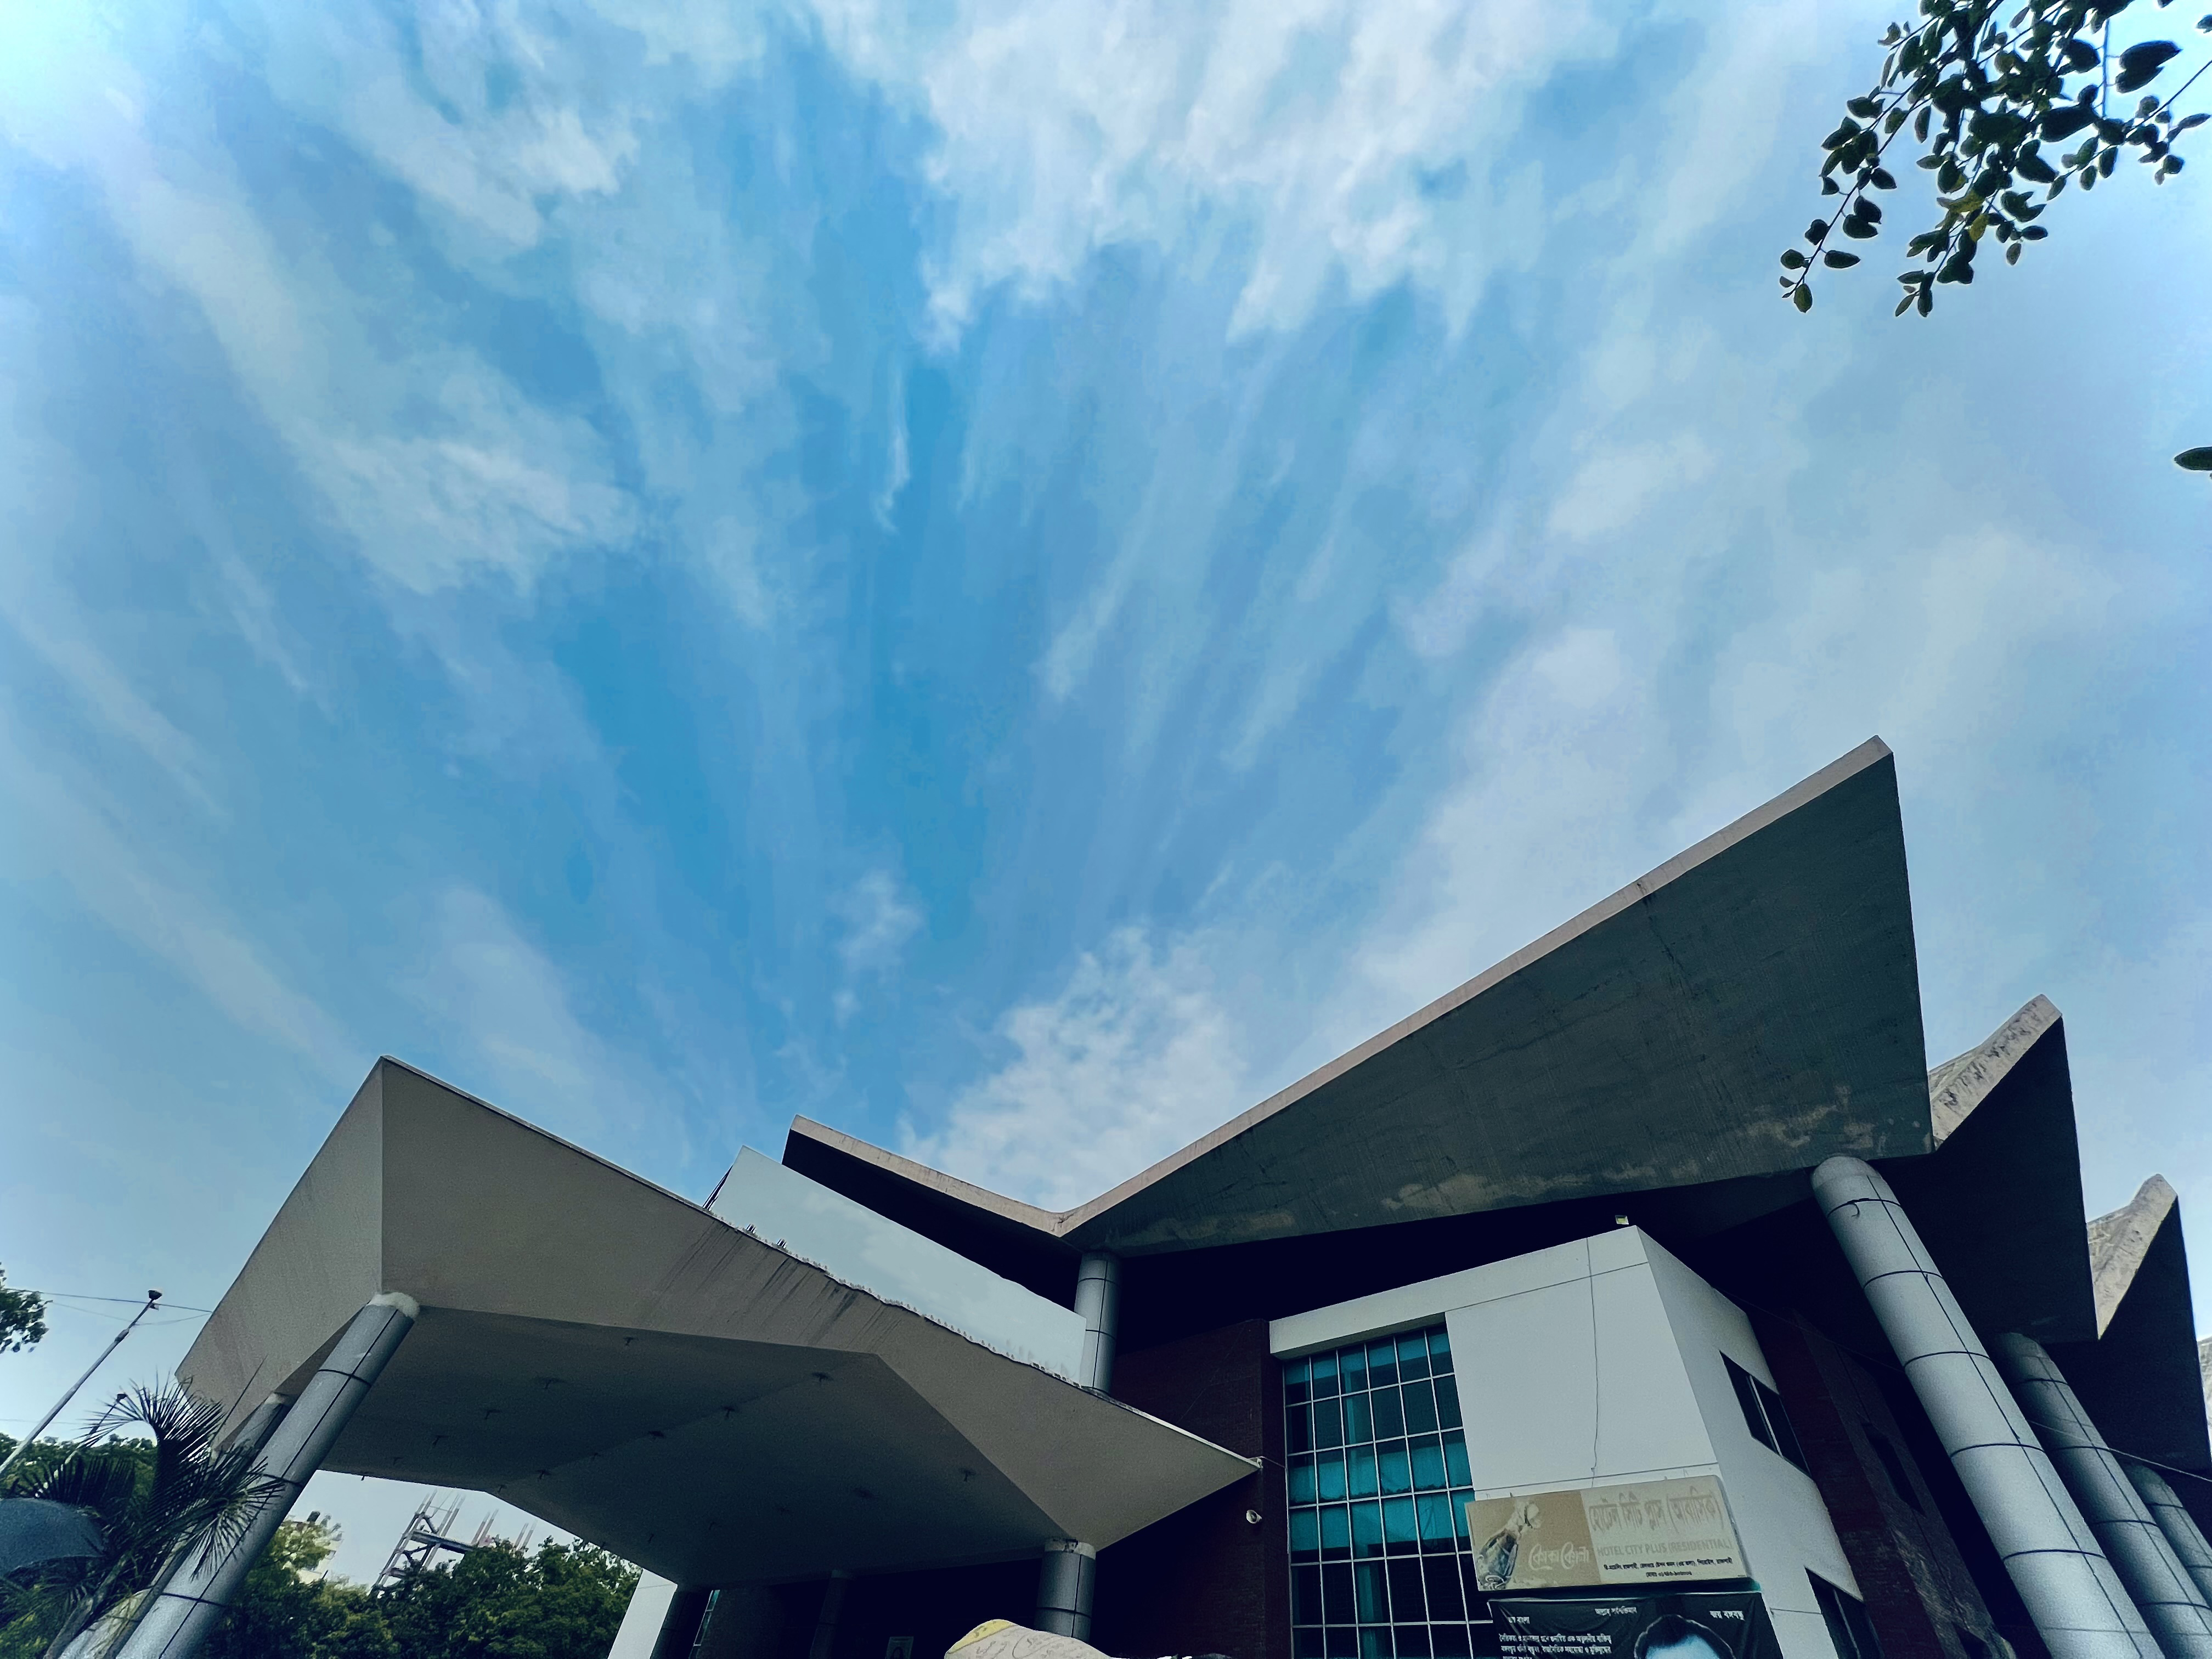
<box><xmin>2124</xmin><ymin>1462</ymin><xmax>2212</xmax><ymax>1609</ymax></box>
<box><xmin>1813</xmin><ymin>1157</ymin><xmax>2158</xmax><ymax>1659</ymax></box>
<box><xmin>1073</xmin><ymin>1254</ymin><xmax>1119</xmax><ymax>1395</ymax></box>
<box><xmin>118</xmin><ymin>1293</ymin><xmax>419</xmax><ymax>1659</ymax></box>
<box><xmin>1035</xmin><ymin>1539</ymin><xmax>1096</xmax><ymax>1640</ymax></box>
<box><xmin>807</xmin><ymin>1571</ymin><xmax>851</xmax><ymax>1659</ymax></box>
<box><xmin>1995</xmin><ymin>1334</ymin><xmax>2212</xmax><ymax>1659</ymax></box>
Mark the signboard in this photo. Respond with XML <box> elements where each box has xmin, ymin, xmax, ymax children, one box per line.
<box><xmin>1465</xmin><ymin>1477</ymin><xmax>1746</xmax><ymax>1591</ymax></box>
<box><xmin>1491</xmin><ymin>1591</ymin><xmax>1781</xmax><ymax>1659</ymax></box>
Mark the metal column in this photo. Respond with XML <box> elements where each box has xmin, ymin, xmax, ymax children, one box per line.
<box><xmin>117</xmin><ymin>1293</ymin><xmax>419</xmax><ymax>1659</ymax></box>
<box><xmin>2124</xmin><ymin>1462</ymin><xmax>2212</xmax><ymax>1609</ymax></box>
<box><xmin>1813</xmin><ymin>1156</ymin><xmax>2159</xmax><ymax>1659</ymax></box>
<box><xmin>1035</xmin><ymin>1539</ymin><xmax>1096</xmax><ymax>1641</ymax></box>
<box><xmin>1074</xmin><ymin>1254</ymin><xmax>1119</xmax><ymax>1395</ymax></box>
<box><xmin>1994</xmin><ymin>1334</ymin><xmax>2212</xmax><ymax>1659</ymax></box>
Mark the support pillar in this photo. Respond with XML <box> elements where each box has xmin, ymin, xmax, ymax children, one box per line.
<box><xmin>806</xmin><ymin>1571</ymin><xmax>851</xmax><ymax>1659</ymax></box>
<box><xmin>117</xmin><ymin>1293</ymin><xmax>419</xmax><ymax>1659</ymax></box>
<box><xmin>1035</xmin><ymin>1540</ymin><xmax>1096</xmax><ymax>1641</ymax></box>
<box><xmin>1813</xmin><ymin>1157</ymin><xmax>2159</xmax><ymax>1659</ymax></box>
<box><xmin>1994</xmin><ymin>1334</ymin><xmax>2212</xmax><ymax>1659</ymax></box>
<box><xmin>1074</xmin><ymin>1253</ymin><xmax>1119</xmax><ymax>1395</ymax></box>
<box><xmin>2124</xmin><ymin>1462</ymin><xmax>2212</xmax><ymax>1609</ymax></box>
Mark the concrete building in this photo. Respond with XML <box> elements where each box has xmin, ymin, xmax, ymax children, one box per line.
<box><xmin>166</xmin><ymin>739</ymin><xmax>2212</xmax><ymax>1659</ymax></box>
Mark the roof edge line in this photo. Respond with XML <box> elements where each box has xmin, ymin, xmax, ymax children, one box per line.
<box><xmin>1060</xmin><ymin>736</ymin><xmax>1899</xmax><ymax>1235</ymax></box>
<box><xmin>784</xmin><ymin>1115</ymin><xmax>1071</xmax><ymax>1235</ymax></box>
<box><xmin>1925</xmin><ymin>994</ymin><xmax>2064</xmax><ymax>1146</ymax></box>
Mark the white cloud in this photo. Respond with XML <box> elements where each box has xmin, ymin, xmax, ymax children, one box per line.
<box><xmin>910</xmin><ymin>928</ymin><xmax>1247</xmax><ymax>1209</ymax></box>
<box><xmin>1547</xmin><ymin>433</ymin><xmax>1716</xmax><ymax>542</ymax></box>
<box><xmin>832</xmin><ymin>868</ymin><xmax>925</xmax><ymax>975</ymax></box>
<box><xmin>811</xmin><ymin>0</ymin><xmax>1616</xmax><ymax>336</ymax></box>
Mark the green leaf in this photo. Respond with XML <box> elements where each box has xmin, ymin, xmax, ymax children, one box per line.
<box><xmin>2061</xmin><ymin>35</ymin><xmax>2101</xmax><ymax>69</ymax></box>
<box><xmin>2041</xmin><ymin>104</ymin><xmax>2097</xmax><ymax>137</ymax></box>
<box><xmin>1918</xmin><ymin>285</ymin><xmax>1933</xmax><ymax>315</ymax></box>
<box><xmin>2114</xmin><ymin>41</ymin><xmax>2181</xmax><ymax>91</ymax></box>
<box><xmin>1871</xmin><ymin>167</ymin><xmax>1899</xmax><ymax>188</ymax></box>
<box><xmin>1896</xmin><ymin>294</ymin><xmax>1917</xmax><ymax>314</ymax></box>
<box><xmin>1848</xmin><ymin>96</ymin><xmax>1884</xmax><ymax>117</ymax></box>
<box><xmin>1781</xmin><ymin>249</ymin><xmax>1809</xmax><ymax>268</ymax></box>
<box><xmin>2021</xmin><ymin>224</ymin><xmax>2050</xmax><ymax>237</ymax></box>
<box><xmin>1792</xmin><ymin>283</ymin><xmax>1814</xmax><ymax>313</ymax></box>
<box><xmin>2006</xmin><ymin>239</ymin><xmax>2023</xmax><ymax>262</ymax></box>
<box><xmin>1806</xmin><ymin>219</ymin><xmax>1830</xmax><ymax>241</ymax></box>
<box><xmin>1916</xmin><ymin>104</ymin><xmax>1934</xmax><ymax>140</ymax></box>
<box><xmin>1857</xmin><ymin>197</ymin><xmax>1884</xmax><ymax>223</ymax></box>
<box><xmin>2017</xmin><ymin>151</ymin><xmax>2059</xmax><ymax>181</ymax></box>
<box><xmin>2175</xmin><ymin>446</ymin><xmax>2212</xmax><ymax>471</ymax></box>
<box><xmin>1824</xmin><ymin>250</ymin><xmax>1863</xmax><ymax>266</ymax></box>
<box><xmin>1843</xmin><ymin>219</ymin><xmax>1881</xmax><ymax>237</ymax></box>
<box><xmin>2175</xmin><ymin>112</ymin><xmax>2209</xmax><ymax>131</ymax></box>
<box><xmin>1886</xmin><ymin>107</ymin><xmax>1910</xmax><ymax>133</ymax></box>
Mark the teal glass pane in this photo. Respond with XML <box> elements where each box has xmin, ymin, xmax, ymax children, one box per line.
<box><xmin>1435</xmin><ymin>1377</ymin><xmax>1463</xmax><ymax>1430</ymax></box>
<box><xmin>1286</xmin><ymin>1357</ymin><xmax>1312</xmax><ymax>1404</ymax></box>
<box><xmin>1322</xmin><ymin>1505</ymin><xmax>1351</xmax><ymax>1556</ymax></box>
<box><xmin>1441</xmin><ymin>1431</ymin><xmax>1470</xmax><ymax>1488</ymax></box>
<box><xmin>1377</xmin><ymin>1442</ymin><xmax>1412</xmax><ymax>1494</ymax></box>
<box><xmin>1427</xmin><ymin>1328</ymin><xmax>1453</xmax><ymax>1373</ymax></box>
<box><xmin>1410</xmin><ymin>1436</ymin><xmax>1447</xmax><ymax>1491</ymax></box>
<box><xmin>1415</xmin><ymin>1492</ymin><xmax>1455</xmax><ymax>1546</ymax></box>
<box><xmin>1318</xmin><ymin>1451</ymin><xmax>1347</xmax><ymax>1502</ymax></box>
<box><xmin>1359</xmin><ymin>1628</ymin><xmax>1391</xmax><ymax>1659</ymax></box>
<box><xmin>1383</xmin><ymin>1496</ymin><xmax>1418</xmax><ymax>1547</ymax></box>
<box><xmin>1313</xmin><ymin>1352</ymin><xmax>1340</xmax><ymax>1396</ymax></box>
<box><xmin>1404</xmin><ymin>1384</ymin><xmax>1439</xmax><ymax>1435</ymax></box>
<box><xmin>1345</xmin><ymin>1392</ymin><xmax>1374</xmax><ymax>1444</ymax></box>
<box><xmin>1372</xmin><ymin>1387</ymin><xmax>1406</xmax><ymax>1440</ymax></box>
<box><xmin>1341</xmin><ymin>1346</ymin><xmax>1368</xmax><ymax>1391</ymax></box>
<box><xmin>1368</xmin><ymin>1340</ymin><xmax>1399</xmax><ymax>1387</ymax></box>
<box><xmin>1291</xmin><ymin>1509</ymin><xmax>1321</xmax><ymax>1559</ymax></box>
<box><xmin>1450</xmin><ymin>1489</ymin><xmax>1474</xmax><ymax>1542</ymax></box>
<box><xmin>1356</xmin><ymin>1561</ymin><xmax>1390</xmax><ymax>1623</ymax></box>
<box><xmin>1352</xmin><ymin>1500</ymin><xmax>1384</xmax><ymax>1558</ymax></box>
<box><xmin>1397</xmin><ymin>1333</ymin><xmax>1430</xmax><ymax>1380</ymax></box>
<box><xmin>1316</xmin><ymin>1397</ymin><xmax>1345</xmax><ymax>1449</ymax></box>
<box><xmin>1290</xmin><ymin>1455</ymin><xmax>1318</xmax><ymax>1505</ymax></box>
<box><xmin>1348</xmin><ymin>1445</ymin><xmax>1378</xmax><ymax>1498</ymax></box>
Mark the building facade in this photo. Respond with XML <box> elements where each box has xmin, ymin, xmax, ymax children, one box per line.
<box><xmin>168</xmin><ymin>739</ymin><xmax>2212</xmax><ymax>1659</ymax></box>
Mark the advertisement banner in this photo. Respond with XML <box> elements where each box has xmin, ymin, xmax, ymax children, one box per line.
<box><xmin>1465</xmin><ymin>1477</ymin><xmax>1746</xmax><ymax>1591</ymax></box>
<box><xmin>1491</xmin><ymin>1591</ymin><xmax>1782</xmax><ymax>1659</ymax></box>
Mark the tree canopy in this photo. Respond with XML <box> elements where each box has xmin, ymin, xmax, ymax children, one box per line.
<box><xmin>1780</xmin><ymin>0</ymin><xmax>2212</xmax><ymax>476</ymax></box>
<box><xmin>0</xmin><ymin>1272</ymin><xmax>46</xmax><ymax>1357</ymax></box>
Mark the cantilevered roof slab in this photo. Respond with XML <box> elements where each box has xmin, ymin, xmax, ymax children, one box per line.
<box><xmin>789</xmin><ymin>738</ymin><xmax>1933</xmax><ymax>1259</ymax></box>
<box><xmin>179</xmin><ymin>1062</ymin><xmax>1255</xmax><ymax>1589</ymax></box>
<box><xmin>2052</xmin><ymin>1175</ymin><xmax>2212</xmax><ymax>1483</ymax></box>
<box><xmin>1883</xmin><ymin>996</ymin><xmax>2098</xmax><ymax>1346</ymax></box>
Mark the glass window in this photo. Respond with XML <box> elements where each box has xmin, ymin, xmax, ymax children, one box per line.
<box><xmin>1288</xmin><ymin>1324</ymin><xmax>1481</xmax><ymax>1656</ymax></box>
<box><xmin>1348</xmin><ymin>1446</ymin><xmax>1379</xmax><ymax>1499</ymax></box>
<box><xmin>1726</xmin><ymin>1355</ymin><xmax>1810</xmax><ymax>1475</ymax></box>
<box><xmin>1809</xmin><ymin>1575</ymin><xmax>1884</xmax><ymax>1659</ymax></box>
<box><xmin>1373</xmin><ymin>1387</ymin><xmax>1407</xmax><ymax>1439</ymax></box>
<box><xmin>1319</xmin><ymin>1450</ymin><xmax>1348</xmax><ymax>1501</ymax></box>
<box><xmin>1866</xmin><ymin>1426</ymin><xmax>1922</xmax><ymax>1513</ymax></box>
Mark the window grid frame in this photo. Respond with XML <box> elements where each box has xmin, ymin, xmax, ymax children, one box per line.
<box><xmin>1284</xmin><ymin>1324</ymin><xmax>1493</xmax><ymax>1659</ymax></box>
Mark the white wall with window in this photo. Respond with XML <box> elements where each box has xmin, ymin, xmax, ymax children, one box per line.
<box><xmin>1271</xmin><ymin>1227</ymin><xmax>1866</xmax><ymax>1659</ymax></box>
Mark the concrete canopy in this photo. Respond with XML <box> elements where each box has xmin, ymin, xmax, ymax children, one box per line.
<box><xmin>788</xmin><ymin>737</ymin><xmax>1934</xmax><ymax>1262</ymax></box>
<box><xmin>178</xmin><ymin>1061</ymin><xmax>1255</xmax><ymax>1589</ymax></box>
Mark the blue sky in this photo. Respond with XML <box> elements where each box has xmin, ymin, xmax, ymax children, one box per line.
<box><xmin>3</xmin><ymin>0</ymin><xmax>2208</xmax><ymax>1581</ymax></box>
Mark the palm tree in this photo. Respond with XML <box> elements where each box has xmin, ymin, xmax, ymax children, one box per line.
<box><xmin>1</xmin><ymin>1382</ymin><xmax>283</xmax><ymax>1659</ymax></box>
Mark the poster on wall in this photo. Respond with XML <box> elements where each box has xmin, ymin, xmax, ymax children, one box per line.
<box><xmin>1490</xmin><ymin>1591</ymin><xmax>1782</xmax><ymax>1659</ymax></box>
<box><xmin>1464</xmin><ymin>1477</ymin><xmax>1746</xmax><ymax>1591</ymax></box>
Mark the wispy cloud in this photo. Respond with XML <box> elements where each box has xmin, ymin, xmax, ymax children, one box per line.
<box><xmin>911</xmin><ymin>928</ymin><xmax>1246</xmax><ymax>1209</ymax></box>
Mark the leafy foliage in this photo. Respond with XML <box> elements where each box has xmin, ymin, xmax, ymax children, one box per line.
<box><xmin>199</xmin><ymin>1527</ymin><xmax>638</xmax><ymax>1659</ymax></box>
<box><xmin>1780</xmin><ymin>0</ymin><xmax>2210</xmax><ymax>315</ymax></box>
<box><xmin>0</xmin><ymin>1272</ymin><xmax>47</xmax><ymax>1357</ymax></box>
<box><xmin>1</xmin><ymin>1384</ymin><xmax>284</xmax><ymax>1659</ymax></box>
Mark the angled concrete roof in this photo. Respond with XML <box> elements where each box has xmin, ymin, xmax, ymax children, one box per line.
<box><xmin>1886</xmin><ymin>996</ymin><xmax>2098</xmax><ymax>1346</ymax></box>
<box><xmin>789</xmin><ymin>737</ymin><xmax>1933</xmax><ymax>1261</ymax></box>
<box><xmin>2054</xmin><ymin>1173</ymin><xmax>2211</xmax><ymax>1480</ymax></box>
<box><xmin>179</xmin><ymin>1061</ymin><xmax>1255</xmax><ymax>1589</ymax></box>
